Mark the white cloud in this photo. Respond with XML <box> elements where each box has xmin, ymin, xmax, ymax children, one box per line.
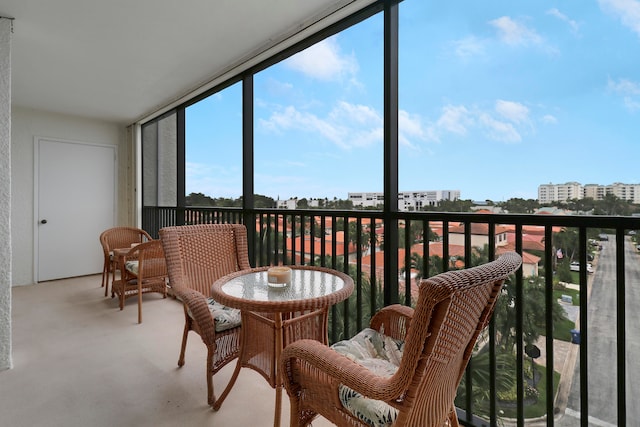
<box><xmin>599</xmin><ymin>0</ymin><xmax>640</xmax><ymax>38</ymax></box>
<box><xmin>428</xmin><ymin>101</ymin><xmax>545</xmax><ymax>143</ymax></box>
<box><xmin>608</xmin><ymin>77</ymin><xmax>640</xmax><ymax>111</ymax></box>
<box><xmin>399</xmin><ymin>110</ymin><xmax>430</xmax><ymax>148</ymax></box>
<box><xmin>452</xmin><ymin>36</ymin><xmax>486</xmax><ymax>58</ymax></box>
<box><xmin>260</xmin><ymin>101</ymin><xmax>436</xmax><ymax>151</ymax></box>
<box><xmin>608</xmin><ymin>77</ymin><xmax>640</xmax><ymax>95</ymax></box>
<box><xmin>259</xmin><ymin>102</ymin><xmax>380</xmax><ymax>150</ymax></box>
<box><xmin>478</xmin><ymin>113</ymin><xmax>522</xmax><ymax>143</ymax></box>
<box><xmin>624</xmin><ymin>98</ymin><xmax>640</xmax><ymax>111</ymax></box>
<box><xmin>541</xmin><ymin>114</ymin><xmax>558</xmax><ymax>124</ymax></box>
<box><xmin>329</xmin><ymin>101</ymin><xmax>381</xmax><ymax>126</ymax></box>
<box><xmin>261</xmin><ymin>97</ymin><xmax>544</xmax><ymax>151</ymax></box>
<box><xmin>489</xmin><ymin>16</ymin><xmax>543</xmax><ymax>46</ymax></box>
<box><xmin>285</xmin><ymin>36</ymin><xmax>359</xmax><ymax>82</ymax></box>
<box><xmin>436</xmin><ymin>105</ymin><xmax>474</xmax><ymax>135</ymax></box>
<box><xmin>495</xmin><ymin>100</ymin><xmax>530</xmax><ymax>124</ymax></box>
<box><xmin>489</xmin><ymin>16</ymin><xmax>559</xmax><ymax>55</ymax></box>
<box><xmin>547</xmin><ymin>8</ymin><xmax>580</xmax><ymax>34</ymax></box>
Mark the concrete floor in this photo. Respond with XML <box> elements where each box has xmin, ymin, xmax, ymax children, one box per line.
<box><xmin>2</xmin><ymin>275</ymin><xmax>333</xmax><ymax>427</ymax></box>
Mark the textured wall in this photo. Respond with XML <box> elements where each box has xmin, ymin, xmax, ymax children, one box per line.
<box><xmin>0</xmin><ymin>18</ymin><xmax>13</xmax><ymax>370</ymax></box>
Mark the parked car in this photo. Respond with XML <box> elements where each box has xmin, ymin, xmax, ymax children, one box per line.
<box><xmin>570</xmin><ymin>261</ymin><xmax>594</xmax><ymax>273</ymax></box>
<box><xmin>598</xmin><ymin>233</ymin><xmax>609</xmax><ymax>241</ymax></box>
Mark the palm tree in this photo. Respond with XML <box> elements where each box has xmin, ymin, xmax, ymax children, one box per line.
<box><xmin>347</xmin><ymin>221</ymin><xmax>378</xmax><ymax>256</ymax></box>
<box><xmin>455</xmin><ymin>347</ymin><xmax>516</xmax><ymax>420</ymax></box>
<box><xmin>316</xmin><ymin>254</ymin><xmax>387</xmax><ymax>342</ymax></box>
<box><xmin>400</xmin><ymin>252</ymin><xmax>444</xmax><ymax>282</ymax></box>
<box><xmin>493</xmin><ymin>277</ymin><xmax>566</xmax><ymax>351</ymax></box>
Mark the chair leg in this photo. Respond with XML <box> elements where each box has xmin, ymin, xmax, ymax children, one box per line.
<box><xmin>118</xmin><ymin>283</ymin><xmax>125</xmax><ymax>310</ymax></box>
<box><xmin>212</xmin><ymin>346</ymin><xmax>242</xmax><ymax>411</ymax></box>
<box><xmin>178</xmin><ymin>313</ymin><xmax>191</xmax><ymax>367</ymax></box>
<box><xmin>289</xmin><ymin>397</ymin><xmax>299</xmax><ymax>427</ymax></box>
<box><xmin>137</xmin><ymin>281</ymin><xmax>143</xmax><ymax>324</ymax></box>
<box><xmin>448</xmin><ymin>405</ymin><xmax>460</xmax><ymax>427</ymax></box>
<box><xmin>110</xmin><ymin>262</ymin><xmax>117</xmax><ymax>298</ymax></box>
<box><xmin>207</xmin><ymin>346</ymin><xmax>216</xmax><ymax>407</ymax></box>
<box><xmin>101</xmin><ymin>259</ymin><xmax>108</xmax><ymax>288</ymax></box>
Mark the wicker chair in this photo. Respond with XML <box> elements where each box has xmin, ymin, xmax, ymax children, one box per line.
<box><xmin>99</xmin><ymin>226</ymin><xmax>152</xmax><ymax>297</ymax></box>
<box><xmin>281</xmin><ymin>252</ymin><xmax>522</xmax><ymax>427</ymax></box>
<box><xmin>159</xmin><ymin>223</ymin><xmax>251</xmax><ymax>408</ymax></box>
<box><xmin>111</xmin><ymin>239</ymin><xmax>168</xmax><ymax>323</ymax></box>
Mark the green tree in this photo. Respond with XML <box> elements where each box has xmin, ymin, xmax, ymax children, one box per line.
<box><xmin>555</xmin><ymin>260</ymin><xmax>573</xmax><ymax>283</ymax></box>
<box><xmin>455</xmin><ymin>347</ymin><xmax>517</xmax><ymax>420</ymax></box>
<box><xmin>317</xmin><ymin>255</ymin><xmax>387</xmax><ymax>342</ymax></box>
<box><xmin>347</xmin><ymin>221</ymin><xmax>378</xmax><ymax>255</ymax></box>
<box><xmin>553</xmin><ymin>227</ymin><xmax>579</xmax><ymax>262</ymax></box>
<box><xmin>423</xmin><ymin>198</ymin><xmax>474</xmax><ymax>212</ymax></box>
<box><xmin>493</xmin><ymin>278</ymin><xmax>566</xmax><ymax>351</ymax></box>
<box><xmin>499</xmin><ymin>198</ymin><xmax>540</xmax><ymax>214</ymax></box>
<box><xmin>186</xmin><ymin>192</ymin><xmax>216</xmax><ymax>206</ymax></box>
<box><xmin>400</xmin><ymin>252</ymin><xmax>444</xmax><ymax>282</ymax></box>
<box><xmin>594</xmin><ymin>193</ymin><xmax>632</xmax><ymax>216</ymax></box>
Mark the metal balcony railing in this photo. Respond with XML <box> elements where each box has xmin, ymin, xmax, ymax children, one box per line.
<box><xmin>143</xmin><ymin>205</ymin><xmax>640</xmax><ymax>427</ymax></box>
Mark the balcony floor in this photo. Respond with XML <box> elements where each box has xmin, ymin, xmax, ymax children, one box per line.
<box><xmin>2</xmin><ymin>275</ymin><xmax>333</xmax><ymax>427</ymax></box>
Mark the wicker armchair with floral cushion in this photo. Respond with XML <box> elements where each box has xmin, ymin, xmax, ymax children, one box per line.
<box><xmin>99</xmin><ymin>226</ymin><xmax>152</xmax><ymax>297</ymax></box>
<box><xmin>159</xmin><ymin>223</ymin><xmax>251</xmax><ymax>408</ymax></box>
<box><xmin>281</xmin><ymin>252</ymin><xmax>522</xmax><ymax>427</ymax></box>
<box><xmin>111</xmin><ymin>239</ymin><xmax>168</xmax><ymax>324</ymax></box>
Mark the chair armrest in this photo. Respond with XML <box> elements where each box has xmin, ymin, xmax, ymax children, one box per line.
<box><xmin>172</xmin><ymin>286</ymin><xmax>217</xmax><ymax>344</ymax></box>
<box><xmin>369</xmin><ymin>304</ymin><xmax>414</xmax><ymax>342</ymax></box>
<box><xmin>281</xmin><ymin>339</ymin><xmax>404</xmax><ymax>402</ymax></box>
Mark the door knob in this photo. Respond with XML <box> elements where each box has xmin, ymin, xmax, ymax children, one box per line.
<box><xmin>40</xmin><ymin>219</ymin><xmax>47</xmax><ymax>224</ymax></box>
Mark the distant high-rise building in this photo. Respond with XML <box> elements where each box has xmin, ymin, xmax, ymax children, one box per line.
<box><xmin>349</xmin><ymin>190</ymin><xmax>460</xmax><ymax>211</ymax></box>
<box><xmin>538</xmin><ymin>182</ymin><xmax>640</xmax><ymax>204</ymax></box>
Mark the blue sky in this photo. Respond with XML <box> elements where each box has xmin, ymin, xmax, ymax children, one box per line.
<box><xmin>186</xmin><ymin>0</ymin><xmax>640</xmax><ymax>202</ymax></box>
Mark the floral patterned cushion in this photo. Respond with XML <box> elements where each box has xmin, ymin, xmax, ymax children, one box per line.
<box><xmin>331</xmin><ymin>328</ymin><xmax>404</xmax><ymax>427</ymax></box>
<box><xmin>187</xmin><ymin>298</ymin><xmax>241</xmax><ymax>333</ymax></box>
<box><xmin>124</xmin><ymin>260</ymin><xmax>139</xmax><ymax>275</ymax></box>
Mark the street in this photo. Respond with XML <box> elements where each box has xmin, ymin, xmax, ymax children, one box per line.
<box><xmin>558</xmin><ymin>235</ymin><xmax>640</xmax><ymax>426</ymax></box>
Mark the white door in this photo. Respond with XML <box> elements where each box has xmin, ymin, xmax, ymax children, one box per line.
<box><xmin>35</xmin><ymin>137</ymin><xmax>117</xmax><ymax>282</ymax></box>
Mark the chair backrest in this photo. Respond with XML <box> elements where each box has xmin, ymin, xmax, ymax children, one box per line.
<box><xmin>159</xmin><ymin>224</ymin><xmax>251</xmax><ymax>298</ymax></box>
<box><xmin>392</xmin><ymin>252</ymin><xmax>521</xmax><ymax>426</ymax></box>
<box><xmin>128</xmin><ymin>240</ymin><xmax>167</xmax><ymax>282</ymax></box>
<box><xmin>100</xmin><ymin>226</ymin><xmax>152</xmax><ymax>255</ymax></box>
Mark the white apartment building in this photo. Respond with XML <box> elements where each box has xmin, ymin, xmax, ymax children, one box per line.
<box><xmin>605</xmin><ymin>183</ymin><xmax>640</xmax><ymax>203</ymax></box>
<box><xmin>349</xmin><ymin>190</ymin><xmax>460</xmax><ymax>211</ymax></box>
<box><xmin>276</xmin><ymin>198</ymin><xmax>298</xmax><ymax>209</ymax></box>
<box><xmin>275</xmin><ymin>197</ymin><xmax>322</xmax><ymax>209</ymax></box>
<box><xmin>539</xmin><ymin>182</ymin><xmax>640</xmax><ymax>204</ymax></box>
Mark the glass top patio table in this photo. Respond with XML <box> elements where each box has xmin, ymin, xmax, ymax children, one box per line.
<box><xmin>210</xmin><ymin>265</ymin><xmax>354</xmax><ymax>427</ymax></box>
<box><xmin>212</xmin><ymin>265</ymin><xmax>353</xmax><ymax>312</ymax></box>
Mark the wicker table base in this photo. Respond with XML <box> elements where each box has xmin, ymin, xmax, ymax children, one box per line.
<box><xmin>210</xmin><ymin>266</ymin><xmax>354</xmax><ymax>427</ymax></box>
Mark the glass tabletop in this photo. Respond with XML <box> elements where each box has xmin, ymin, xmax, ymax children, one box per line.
<box><xmin>220</xmin><ymin>268</ymin><xmax>348</xmax><ymax>303</ymax></box>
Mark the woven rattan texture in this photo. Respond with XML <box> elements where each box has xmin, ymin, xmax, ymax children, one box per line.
<box><xmin>281</xmin><ymin>252</ymin><xmax>522</xmax><ymax>427</ymax></box>
<box><xmin>99</xmin><ymin>226</ymin><xmax>152</xmax><ymax>296</ymax></box>
<box><xmin>159</xmin><ymin>224</ymin><xmax>250</xmax><ymax>408</ymax></box>
<box><xmin>111</xmin><ymin>239</ymin><xmax>168</xmax><ymax>324</ymax></box>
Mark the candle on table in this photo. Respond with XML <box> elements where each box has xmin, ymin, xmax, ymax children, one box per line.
<box><xmin>267</xmin><ymin>266</ymin><xmax>292</xmax><ymax>284</ymax></box>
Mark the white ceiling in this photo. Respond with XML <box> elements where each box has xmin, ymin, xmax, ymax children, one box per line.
<box><xmin>2</xmin><ymin>0</ymin><xmax>370</xmax><ymax>125</ymax></box>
